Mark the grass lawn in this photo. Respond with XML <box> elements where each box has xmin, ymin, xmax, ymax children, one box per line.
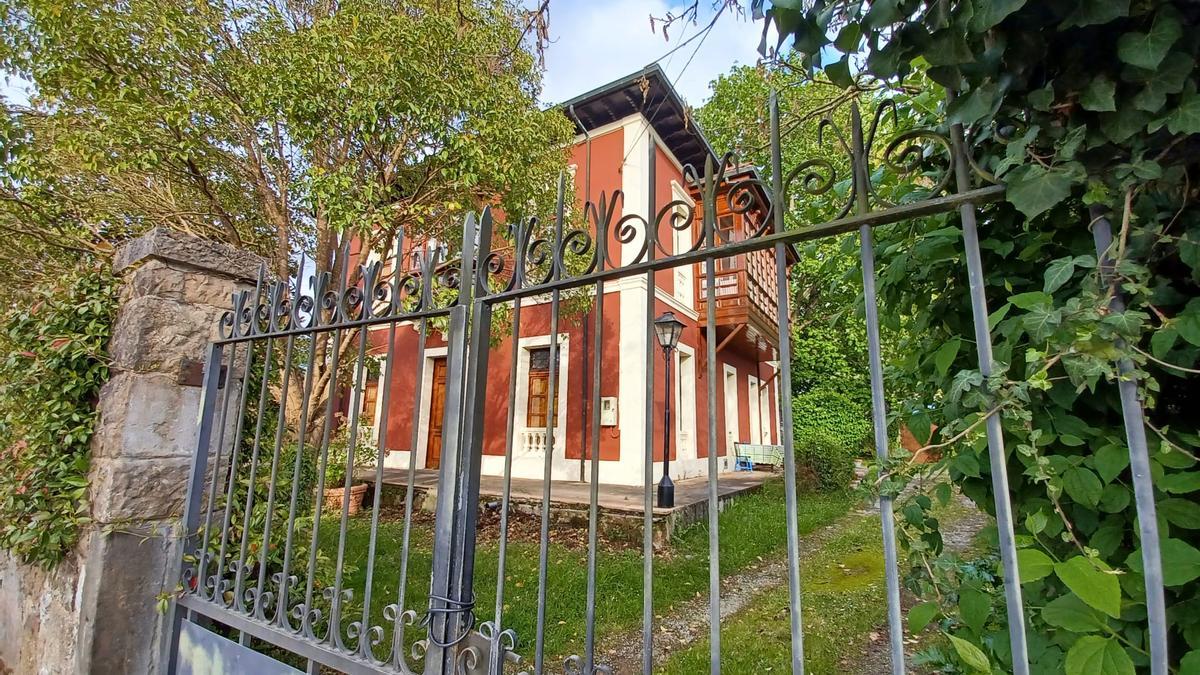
<box><xmin>658</xmin><ymin>510</ymin><xmax>887</xmax><ymax>674</ymax></box>
<box><xmin>314</xmin><ymin>480</ymin><xmax>856</xmax><ymax>663</ymax></box>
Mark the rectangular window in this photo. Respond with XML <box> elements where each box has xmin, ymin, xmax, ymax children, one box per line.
<box><xmin>717</xmin><ymin>214</ymin><xmax>738</xmax><ymax>271</ymax></box>
<box><xmin>526</xmin><ymin>347</ymin><xmax>559</xmax><ymax>429</ymax></box>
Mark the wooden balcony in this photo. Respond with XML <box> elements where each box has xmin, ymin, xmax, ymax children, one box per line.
<box><xmin>695</xmin><ymin>247</ymin><xmax>783</xmax><ymax>357</ymax></box>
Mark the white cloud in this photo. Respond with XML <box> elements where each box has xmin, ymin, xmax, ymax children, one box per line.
<box><xmin>535</xmin><ymin>1</ymin><xmax>766</xmax><ymax>108</ymax></box>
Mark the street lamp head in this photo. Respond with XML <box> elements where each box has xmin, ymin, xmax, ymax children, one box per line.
<box><xmin>653</xmin><ymin>311</ymin><xmax>685</xmax><ymax>351</ymax></box>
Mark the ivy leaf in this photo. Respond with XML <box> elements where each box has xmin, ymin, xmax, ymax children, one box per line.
<box><xmin>1100</xmin><ymin>106</ymin><xmax>1151</xmax><ymax>143</ymax></box>
<box><xmin>959</xmin><ymin>587</ymin><xmax>991</xmax><ymax>635</ymax></box>
<box><xmin>968</xmin><ymin>0</ymin><xmax>1025</xmax><ymax>32</ymax></box>
<box><xmin>1016</xmin><ymin>548</ymin><xmax>1054</xmax><ymax>583</ymax></box>
<box><xmin>933</xmin><ymin>338</ymin><xmax>961</xmax><ymax>376</ymax></box>
<box><xmin>1063</xmin><ymin>467</ymin><xmax>1103</xmax><ymax>507</ymax></box>
<box><xmin>1129</xmin><ymin>538</ymin><xmax>1200</xmax><ymax>587</ymax></box>
<box><xmin>1024</xmin><ymin>306</ymin><xmax>1063</xmax><ymax>341</ymax></box>
<box><xmin>1006</xmin><ymin>164</ymin><xmax>1073</xmax><ymax>219</ymax></box>
<box><xmin>927</xmin><ymin>31</ymin><xmax>975</xmax><ymax>66</ymax></box>
<box><xmin>1065</xmin><ymin>636</ymin><xmax>1135</xmax><ymax>675</ymax></box>
<box><xmin>1181</xmin><ymin>650</ymin><xmax>1200</xmax><ymax>675</ymax></box>
<box><xmin>1129</xmin><ymin>52</ymin><xmax>1192</xmax><ymax>113</ymax></box>
<box><xmin>1150</xmin><ymin>327</ymin><xmax>1178</xmax><ymax>359</ymax></box>
<box><xmin>863</xmin><ymin>0</ymin><xmax>902</xmax><ymax>29</ymax></box>
<box><xmin>1009</xmin><ymin>291</ymin><xmax>1051</xmax><ymax>309</ymax></box>
<box><xmin>1063</xmin><ymin>0</ymin><xmax>1129</xmax><ymax>27</ymax></box>
<box><xmin>949</xmin><ymin>81</ymin><xmax>1001</xmax><ymax>125</ymax></box>
<box><xmin>1080</xmin><ymin>77</ymin><xmax>1117</xmax><ymax>112</ymax></box>
<box><xmin>1093</xmin><ymin>444</ymin><xmax>1129</xmax><ymax>483</ymax></box>
<box><xmin>909</xmin><ymin>600</ymin><xmax>940</xmax><ymax>632</ymax></box>
<box><xmin>826</xmin><ymin>56</ymin><xmax>854</xmax><ymax>89</ymax></box>
<box><xmin>1116</xmin><ymin>10</ymin><xmax>1182</xmax><ymax>70</ymax></box>
<box><xmin>948</xmin><ymin>634</ymin><xmax>991</xmax><ymax>673</ymax></box>
<box><xmin>1044</xmin><ymin>257</ymin><xmax>1076</xmax><ymax>293</ymax></box>
<box><xmin>1042</xmin><ymin>593</ymin><xmax>1108</xmax><ymax>632</ymax></box>
<box><xmin>1178</xmin><ymin>300</ymin><xmax>1200</xmax><ymax>346</ymax></box>
<box><xmin>1166</xmin><ymin>87</ymin><xmax>1200</xmax><ymax>134</ymax></box>
<box><xmin>1160</xmin><ymin>471</ymin><xmax>1200</xmax><ymax>494</ymax></box>
<box><xmin>1160</xmin><ymin>498</ymin><xmax>1200</xmax><ymax>529</ymax></box>
<box><xmin>1055</xmin><ymin>556</ymin><xmax>1121</xmax><ymax>617</ymax></box>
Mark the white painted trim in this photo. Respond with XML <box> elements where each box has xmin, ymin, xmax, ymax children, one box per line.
<box><xmin>369</xmin><ymin>354</ymin><xmax>386</xmax><ymax>445</ymax></box>
<box><xmin>572</xmin><ymin>114</ymin><xmax>639</xmax><ymax>145</ymax></box>
<box><xmin>669</xmin><ymin>182</ymin><xmax>696</xmax><ymax>310</ymax></box>
<box><xmin>675</xmin><ymin>344</ymin><xmax>697</xmax><ymax>467</ymax></box>
<box><xmin>401</xmin><ymin>346</ymin><xmax>447</xmax><ymax>471</ymax></box>
<box><xmin>723</xmin><ymin>363</ymin><xmax>740</xmax><ymax>457</ymax></box>
<box><xmin>477</xmin><ymin>332</ymin><xmax>574</xmax><ymax>481</ymax></box>
<box><xmin>747</xmin><ymin>374</ymin><xmax>762</xmax><ymax>445</ymax></box>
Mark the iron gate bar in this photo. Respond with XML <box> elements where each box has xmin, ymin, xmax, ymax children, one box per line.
<box><xmin>641</xmin><ymin>136</ymin><xmax>657</xmax><ymax>675</ymax></box>
<box><xmin>847</xmin><ymin>98</ymin><xmax>906</xmax><ymax>675</ymax></box>
<box><xmin>391</xmin><ymin>306</ymin><xmax>430</xmax><ymax>674</ymax></box>
<box><xmin>274</xmin><ymin>258</ymin><xmax>321</xmax><ymax>639</ymax></box>
<box><xmin>357</xmin><ymin>233</ymin><xmax>407</xmax><ymax>665</ymax></box>
<box><xmin>948</xmin><ymin>119</ymin><xmax>1031</xmax><ymax>674</ymax></box>
<box><xmin>1090</xmin><ymin>207</ymin><xmax>1168</xmax><ymax>675</ymax></box>
<box><xmin>165</xmin><ymin>341</ymin><xmax>225</xmax><ymax>672</ymax></box>
<box><xmin>426</xmin><ymin>214</ymin><xmax>478</xmax><ymax>670</ymax></box>
<box><xmin>768</xmin><ymin>93</ymin><xmax>807</xmax><ymax>675</ymax></box>
<box><xmin>699</xmin><ymin>152</ymin><xmax>726</xmax><ymax>675</ymax></box>
<box><xmin>486</xmin><ymin>216</ymin><xmax>529</xmax><ymax>673</ymax></box>
<box><xmin>533</xmin><ymin>176</ymin><xmax>568</xmax><ymax>675</ymax></box>
<box><xmin>450</xmin><ymin>208</ymin><xmax>496</xmax><ymax>662</ymax></box>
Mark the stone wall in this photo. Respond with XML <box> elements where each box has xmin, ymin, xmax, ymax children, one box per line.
<box><xmin>0</xmin><ymin>229</ymin><xmax>260</xmax><ymax>675</ymax></box>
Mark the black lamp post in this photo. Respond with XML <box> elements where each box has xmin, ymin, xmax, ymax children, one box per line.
<box><xmin>654</xmin><ymin>311</ymin><xmax>685</xmax><ymax>508</ymax></box>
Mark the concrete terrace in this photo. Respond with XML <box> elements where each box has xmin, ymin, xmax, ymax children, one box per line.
<box><xmin>370</xmin><ymin>468</ymin><xmax>776</xmax><ymax>542</ymax></box>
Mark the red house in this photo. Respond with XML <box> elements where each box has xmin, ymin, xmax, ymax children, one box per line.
<box><xmin>359</xmin><ymin>65</ymin><xmax>791</xmax><ymax>486</ymax></box>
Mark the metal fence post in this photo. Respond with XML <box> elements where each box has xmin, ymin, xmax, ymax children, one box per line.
<box><xmin>948</xmin><ymin>120</ymin><xmax>1030</xmax><ymax>674</ymax></box>
<box><xmin>1089</xmin><ymin>206</ymin><xmax>1168</xmax><ymax>675</ymax></box>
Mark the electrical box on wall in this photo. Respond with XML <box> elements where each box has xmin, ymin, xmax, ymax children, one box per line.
<box><xmin>600</xmin><ymin>397</ymin><xmax>618</xmax><ymax>426</ymax></box>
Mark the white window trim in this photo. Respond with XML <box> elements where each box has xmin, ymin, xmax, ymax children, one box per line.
<box><xmin>747</xmin><ymin>374</ymin><xmax>762</xmax><ymax>445</ymax></box>
<box><xmin>512</xmin><ymin>333</ymin><xmax>571</xmax><ymax>457</ymax></box>
<box><xmin>723</xmin><ymin>363</ymin><xmax>740</xmax><ymax>456</ymax></box>
<box><xmin>414</xmin><ymin>346</ymin><xmax>450</xmax><ymax>468</ymax></box>
<box><xmin>670</xmin><ymin>180</ymin><xmax>697</xmax><ymax>310</ymax></box>
<box><xmin>675</xmin><ymin>344</ymin><xmax>697</xmax><ymax>459</ymax></box>
<box><xmin>368</xmin><ymin>354</ymin><xmax>386</xmax><ymax>445</ymax></box>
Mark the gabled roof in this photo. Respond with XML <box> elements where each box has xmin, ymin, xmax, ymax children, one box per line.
<box><xmin>558</xmin><ymin>63</ymin><xmax>718</xmax><ymax>170</ymax></box>
<box><xmin>557</xmin><ymin>65</ymin><xmax>798</xmax><ymax>266</ymax></box>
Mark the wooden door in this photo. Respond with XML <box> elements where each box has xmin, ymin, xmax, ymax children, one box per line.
<box><xmin>426</xmin><ymin>357</ymin><xmax>447</xmax><ymax>469</ymax></box>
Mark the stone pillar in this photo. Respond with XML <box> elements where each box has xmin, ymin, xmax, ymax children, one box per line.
<box><xmin>80</xmin><ymin>230</ymin><xmax>259</xmax><ymax>673</ymax></box>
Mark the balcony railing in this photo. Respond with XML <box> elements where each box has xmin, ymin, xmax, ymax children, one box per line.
<box><xmin>695</xmin><ymin>248</ymin><xmax>780</xmax><ymax>331</ymax></box>
<box><xmin>519</xmin><ymin>428</ymin><xmax>549</xmax><ymax>454</ymax></box>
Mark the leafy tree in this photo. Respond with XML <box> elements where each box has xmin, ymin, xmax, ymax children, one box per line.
<box><xmin>759</xmin><ymin>0</ymin><xmax>1200</xmax><ymax>671</ymax></box>
<box><xmin>0</xmin><ymin>0</ymin><xmax>573</xmax><ymax>433</ymax></box>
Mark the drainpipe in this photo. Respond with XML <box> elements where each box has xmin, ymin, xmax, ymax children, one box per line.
<box><xmin>569</xmin><ymin>104</ymin><xmax>592</xmax><ymax>482</ymax></box>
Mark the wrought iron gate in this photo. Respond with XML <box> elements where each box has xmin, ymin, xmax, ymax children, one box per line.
<box><xmin>161</xmin><ymin>92</ymin><xmax>1169</xmax><ymax>675</ymax></box>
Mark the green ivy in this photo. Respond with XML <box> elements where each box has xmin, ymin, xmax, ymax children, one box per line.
<box><xmin>0</xmin><ymin>263</ymin><xmax>117</xmax><ymax>566</ymax></box>
<box><xmin>763</xmin><ymin>0</ymin><xmax>1200</xmax><ymax>671</ymax></box>
<box><xmin>794</xmin><ymin>429</ymin><xmax>857</xmax><ymax>493</ymax></box>
<box><xmin>792</xmin><ymin>387</ymin><xmax>873</xmax><ymax>457</ymax></box>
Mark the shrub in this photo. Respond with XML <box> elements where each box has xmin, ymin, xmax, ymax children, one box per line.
<box><xmin>0</xmin><ymin>263</ymin><xmax>118</xmax><ymax>566</ymax></box>
<box><xmin>791</xmin><ymin>387</ymin><xmax>874</xmax><ymax>457</ymax></box>
<box><xmin>794</xmin><ymin>430</ymin><xmax>856</xmax><ymax>493</ymax></box>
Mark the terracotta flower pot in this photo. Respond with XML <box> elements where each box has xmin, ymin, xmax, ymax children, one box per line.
<box><xmin>323</xmin><ymin>482</ymin><xmax>369</xmax><ymax>515</ymax></box>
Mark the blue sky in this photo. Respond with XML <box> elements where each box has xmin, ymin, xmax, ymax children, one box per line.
<box><xmin>533</xmin><ymin>1</ymin><xmax>769</xmax><ymax>107</ymax></box>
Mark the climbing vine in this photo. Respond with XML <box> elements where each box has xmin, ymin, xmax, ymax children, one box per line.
<box><xmin>758</xmin><ymin>0</ymin><xmax>1200</xmax><ymax>671</ymax></box>
<box><xmin>0</xmin><ymin>263</ymin><xmax>117</xmax><ymax>566</ymax></box>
